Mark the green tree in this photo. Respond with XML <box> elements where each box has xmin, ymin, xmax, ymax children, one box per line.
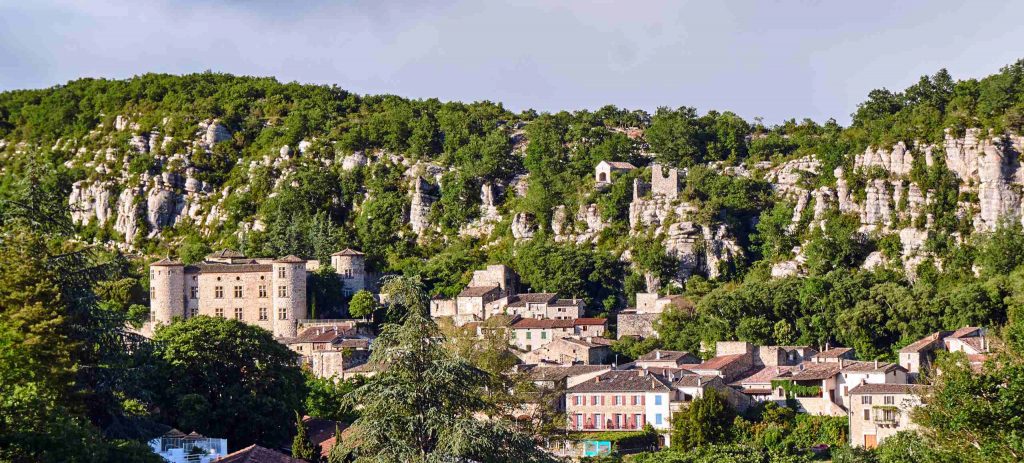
<box><xmin>293</xmin><ymin>411</ymin><xmax>323</xmax><ymax>463</ymax></box>
<box><xmin>150</xmin><ymin>316</ymin><xmax>306</xmax><ymax>450</ymax></box>
<box><xmin>670</xmin><ymin>389</ymin><xmax>736</xmax><ymax>449</ymax></box>
<box><xmin>304</xmin><ymin>374</ymin><xmax>358</xmax><ymax>423</ymax></box>
<box><xmin>348</xmin><ymin>291</ymin><xmax>377</xmax><ymax>319</ymax></box>
<box><xmin>341</xmin><ymin>276</ymin><xmax>556</xmax><ymax>463</ymax></box>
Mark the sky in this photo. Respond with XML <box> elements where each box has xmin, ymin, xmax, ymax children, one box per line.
<box><xmin>2</xmin><ymin>0</ymin><xmax>1024</xmax><ymax>124</ymax></box>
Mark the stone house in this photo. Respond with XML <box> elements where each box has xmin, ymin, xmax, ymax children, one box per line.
<box><xmin>595</xmin><ymin>161</ymin><xmax>636</xmax><ymax>185</ymax></box>
<box><xmin>633</xmin><ymin>350</ymin><xmax>701</xmax><ymax>369</ymax></box>
<box><xmin>617</xmin><ymin>294</ymin><xmax>695</xmax><ymax>339</ymax></box>
<box><xmin>767</xmin><ymin>359</ymin><xmax>908</xmax><ymax>416</ymax></box>
<box><xmin>848</xmin><ymin>384</ymin><xmax>927</xmax><ymax>448</ymax></box>
<box><xmin>284</xmin><ymin>325</ymin><xmax>372</xmax><ymax>379</ymax></box>
<box><xmin>506</xmin><ymin>293</ymin><xmax>584</xmax><ymax>320</ymax></box>
<box><xmin>510</xmin><ymin>318</ymin><xmax>608</xmax><ymax>351</ymax></box>
<box><xmin>811</xmin><ymin>347</ymin><xmax>856</xmax><ymax>364</ymax></box>
<box><xmin>452</xmin><ymin>285</ymin><xmax>507</xmax><ymax>324</ymax></box>
<box><xmin>899</xmin><ymin>326</ymin><xmax>990</xmax><ymax>381</ymax></box>
<box><xmin>520</xmin><ymin>337</ymin><xmax>613</xmax><ymax>365</ymax></box>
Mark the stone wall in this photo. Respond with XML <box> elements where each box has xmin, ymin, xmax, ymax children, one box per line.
<box><xmin>617</xmin><ymin>312</ymin><xmax>659</xmax><ymax>339</ymax></box>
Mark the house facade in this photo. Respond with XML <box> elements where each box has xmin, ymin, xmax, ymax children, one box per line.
<box><xmin>510</xmin><ymin>318</ymin><xmax>608</xmax><ymax>351</ymax></box>
<box><xmin>565</xmin><ymin>370</ymin><xmax>673</xmax><ymax>435</ymax></box>
<box><xmin>848</xmin><ymin>384</ymin><xmax>927</xmax><ymax>448</ymax></box>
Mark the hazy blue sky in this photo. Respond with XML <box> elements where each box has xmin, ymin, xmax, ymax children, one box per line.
<box><xmin>2</xmin><ymin>1</ymin><xmax>1024</xmax><ymax>124</ymax></box>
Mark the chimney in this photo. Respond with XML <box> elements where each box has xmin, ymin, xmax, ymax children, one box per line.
<box><xmin>655</xmin><ymin>350</ymin><xmax>661</xmax><ymax>360</ymax></box>
<box><xmin>840</xmin><ymin>359</ymin><xmax>846</xmax><ymax>368</ymax></box>
<box><xmin>594</xmin><ymin>376</ymin><xmax>601</xmax><ymax>383</ymax></box>
<box><xmin>874</xmin><ymin>359</ymin><xmax>879</xmax><ymax>369</ymax></box>
<box><xmin>697</xmin><ymin>377</ymin><xmax>702</xmax><ymax>387</ymax></box>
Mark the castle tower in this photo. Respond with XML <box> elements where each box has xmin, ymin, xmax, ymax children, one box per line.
<box><xmin>150</xmin><ymin>258</ymin><xmax>185</xmax><ymax>326</ymax></box>
<box><xmin>331</xmin><ymin>249</ymin><xmax>366</xmax><ymax>295</ymax></box>
<box><xmin>271</xmin><ymin>255</ymin><xmax>307</xmax><ymax>338</ymax></box>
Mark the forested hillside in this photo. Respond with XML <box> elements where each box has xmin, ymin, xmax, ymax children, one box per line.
<box><xmin>4</xmin><ymin>62</ymin><xmax>1024</xmax><ymax>361</ymax></box>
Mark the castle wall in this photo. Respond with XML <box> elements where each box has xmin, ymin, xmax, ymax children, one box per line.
<box><xmin>272</xmin><ymin>262</ymin><xmax>307</xmax><ymax>338</ymax></box>
<box><xmin>150</xmin><ymin>264</ymin><xmax>185</xmax><ymax>325</ymax></box>
<box><xmin>194</xmin><ymin>269</ymin><xmax>274</xmax><ymax>332</ymax></box>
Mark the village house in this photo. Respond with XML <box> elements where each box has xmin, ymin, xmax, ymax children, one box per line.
<box><xmin>565</xmin><ymin>370</ymin><xmax>674</xmax><ymax>442</ymax></box>
<box><xmin>509</xmin><ymin>317</ymin><xmax>608</xmax><ymax>351</ymax></box>
<box><xmin>506</xmin><ymin>293</ymin><xmax>584</xmax><ymax>320</ymax></box>
<box><xmin>848</xmin><ymin>384</ymin><xmax>927</xmax><ymax>448</ymax></box>
<box><xmin>767</xmin><ymin>359</ymin><xmax>908</xmax><ymax>416</ymax></box>
<box><xmin>595</xmin><ymin>160</ymin><xmax>636</xmax><ymax>185</ymax></box>
<box><xmin>519</xmin><ymin>336</ymin><xmax>613</xmax><ymax>365</ymax></box>
<box><xmin>616</xmin><ymin>293</ymin><xmax>695</xmax><ymax>339</ymax></box>
<box><xmin>284</xmin><ymin>325</ymin><xmax>373</xmax><ymax>379</ymax></box>
<box><xmin>633</xmin><ymin>350</ymin><xmax>701</xmax><ymax>369</ymax></box>
<box><xmin>148</xmin><ymin>248</ymin><xmax>371</xmax><ymax>338</ymax></box>
<box><xmin>899</xmin><ymin>326</ymin><xmax>990</xmax><ymax>381</ymax></box>
<box><xmin>810</xmin><ymin>347</ymin><xmax>856</xmax><ymax>364</ymax></box>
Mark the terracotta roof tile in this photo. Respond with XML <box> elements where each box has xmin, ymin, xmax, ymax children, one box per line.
<box><xmin>573</xmin><ymin>318</ymin><xmax>608</xmax><ymax>326</ymax></box>
<box><xmin>812</xmin><ymin>347</ymin><xmax>853</xmax><ymax>359</ymax></box>
<box><xmin>567</xmin><ymin>370</ymin><xmax>671</xmax><ymax>393</ymax></box>
<box><xmin>331</xmin><ymin>248</ymin><xmax>365</xmax><ymax>256</ymax></box>
<box><xmin>213</xmin><ymin>444</ymin><xmax>305</xmax><ymax>463</ymax></box>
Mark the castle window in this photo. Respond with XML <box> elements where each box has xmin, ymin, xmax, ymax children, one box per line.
<box><xmin>190</xmin><ymin>307</ymin><xmax>198</xmax><ymax>317</ymax></box>
<box><xmin>150</xmin><ymin>287</ymin><xmax>156</xmax><ymax>299</ymax></box>
<box><xmin>344</xmin><ymin>269</ymin><xmax>352</xmax><ymax>279</ymax></box>
<box><xmin>150</xmin><ymin>270</ymin><xmax>155</xmax><ymax>279</ymax></box>
<box><xmin>343</xmin><ymin>288</ymin><xmax>353</xmax><ymax>297</ymax></box>
<box><xmin>259</xmin><ymin>307</ymin><xmax>268</xmax><ymax>320</ymax></box>
<box><xmin>259</xmin><ymin>285</ymin><xmax>267</xmax><ymax>298</ymax></box>
<box><xmin>278</xmin><ymin>285</ymin><xmax>288</xmax><ymax>298</ymax></box>
<box><xmin>278</xmin><ymin>308</ymin><xmax>288</xmax><ymax>320</ymax></box>
<box><xmin>190</xmin><ymin>287</ymin><xmax>198</xmax><ymax>299</ymax></box>
<box><xmin>215</xmin><ymin>286</ymin><xmax>224</xmax><ymax>298</ymax></box>
<box><xmin>278</xmin><ymin>267</ymin><xmax>286</xmax><ymax>278</ymax></box>
<box><xmin>234</xmin><ymin>308</ymin><xmax>243</xmax><ymax>320</ymax></box>
<box><xmin>215</xmin><ymin>308</ymin><xmax>224</xmax><ymax>318</ymax></box>
<box><xmin>233</xmin><ymin>286</ymin><xmax>243</xmax><ymax>298</ymax></box>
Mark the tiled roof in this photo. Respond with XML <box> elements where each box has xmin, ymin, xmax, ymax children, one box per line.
<box><xmin>552</xmin><ymin>299</ymin><xmax>583</xmax><ymax>307</ymax></box>
<box><xmin>508</xmin><ymin>293</ymin><xmax>557</xmax><ymax>306</ymax></box>
<box><xmin>636</xmin><ymin>350</ymin><xmax>698</xmax><ymax>363</ymax></box>
<box><xmin>187</xmin><ymin>263</ymin><xmax>272</xmax><ymax>273</ymax></box>
<box><xmin>899</xmin><ymin>331</ymin><xmax>951</xmax><ymax>353</ymax></box>
<box><xmin>287</xmin><ymin>326</ymin><xmax>354</xmax><ymax>344</ymax></box>
<box><xmin>273</xmin><ymin>255</ymin><xmax>305</xmax><ymax>263</ymax></box>
<box><xmin>151</xmin><ymin>257</ymin><xmax>183</xmax><ymax>266</ymax></box>
<box><xmin>672</xmin><ymin>374</ymin><xmax>720</xmax><ymax>388</ymax></box>
<box><xmin>573</xmin><ymin>318</ymin><xmax>608</xmax><ymax>326</ymax></box>
<box><xmin>848</xmin><ymin>383</ymin><xmax>929</xmax><ymax>395</ymax></box>
<box><xmin>788</xmin><ymin>363</ymin><xmax>842</xmax><ymax>381</ymax></box>
<box><xmin>512</xmin><ymin>318</ymin><xmax>575</xmax><ymax>329</ymax></box>
<box><xmin>567</xmin><ymin>370</ymin><xmax>671</xmax><ymax>393</ymax></box>
<box><xmin>302</xmin><ymin>416</ymin><xmax>344</xmax><ymax>449</ymax></box>
<box><xmin>213</xmin><ymin>444</ymin><xmax>305</xmax><ymax>462</ymax></box>
<box><xmin>207</xmin><ymin>249</ymin><xmax>246</xmax><ymax>259</ymax></box>
<box><xmin>732</xmin><ymin>366</ymin><xmax>798</xmax><ymax>385</ymax></box>
<box><xmin>458</xmin><ymin>286</ymin><xmax>500</xmax><ymax>298</ymax></box>
<box><xmin>812</xmin><ymin>347</ymin><xmax>853</xmax><ymax>359</ymax></box>
<box><xmin>841</xmin><ymin>361</ymin><xmax>904</xmax><ymax>373</ymax></box>
<box><xmin>640</xmin><ymin>366</ymin><xmax>695</xmax><ymax>378</ymax></box>
<box><xmin>603</xmin><ymin>161</ymin><xmax>637</xmax><ymax>169</ymax></box>
<box><xmin>950</xmin><ymin>326</ymin><xmax>982</xmax><ymax>338</ymax></box>
<box><xmin>694</xmin><ymin>354</ymin><xmax>746</xmax><ymax>371</ymax></box>
<box><xmin>525</xmin><ymin>365</ymin><xmax>610</xmax><ymax>382</ymax></box>
<box><xmin>331</xmin><ymin>248</ymin><xmax>365</xmax><ymax>256</ymax></box>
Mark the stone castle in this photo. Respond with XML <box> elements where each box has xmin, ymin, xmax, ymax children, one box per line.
<box><xmin>148</xmin><ymin>248</ymin><xmax>368</xmax><ymax>337</ymax></box>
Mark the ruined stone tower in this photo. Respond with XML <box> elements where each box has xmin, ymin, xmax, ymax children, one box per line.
<box><xmin>271</xmin><ymin>255</ymin><xmax>307</xmax><ymax>338</ymax></box>
<box><xmin>149</xmin><ymin>258</ymin><xmax>185</xmax><ymax>325</ymax></box>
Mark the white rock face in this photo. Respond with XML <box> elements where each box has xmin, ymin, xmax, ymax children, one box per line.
<box><xmin>861</xmin><ymin>251</ymin><xmax>886</xmax><ymax>270</ymax></box>
<box><xmin>201</xmin><ymin>120</ymin><xmax>232</xmax><ymax>147</ymax></box>
<box><xmin>771</xmin><ymin>260</ymin><xmax>800</xmax><ymax>278</ymax></box>
<box><xmin>409</xmin><ymin>177</ymin><xmax>437</xmax><ymax>237</ymax></box>
<box><xmin>855</xmin><ymin>142</ymin><xmax>913</xmax><ymax>176</ymax></box>
<box><xmin>342</xmin><ymin>152</ymin><xmax>367</xmax><ymax>170</ymax></box>
<box><xmin>553</xmin><ymin>204</ymin><xmax>606</xmax><ymax>244</ymax></box>
<box><xmin>511</xmin><ymin>213</ymin><xmax>536</xmax><ymax>240</ymax></box>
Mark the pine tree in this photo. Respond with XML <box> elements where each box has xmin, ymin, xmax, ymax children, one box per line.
<box><xmin>292</xmin><ymin>411</ymin><xmax>322</xmax><ymax>463</ymax></box>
